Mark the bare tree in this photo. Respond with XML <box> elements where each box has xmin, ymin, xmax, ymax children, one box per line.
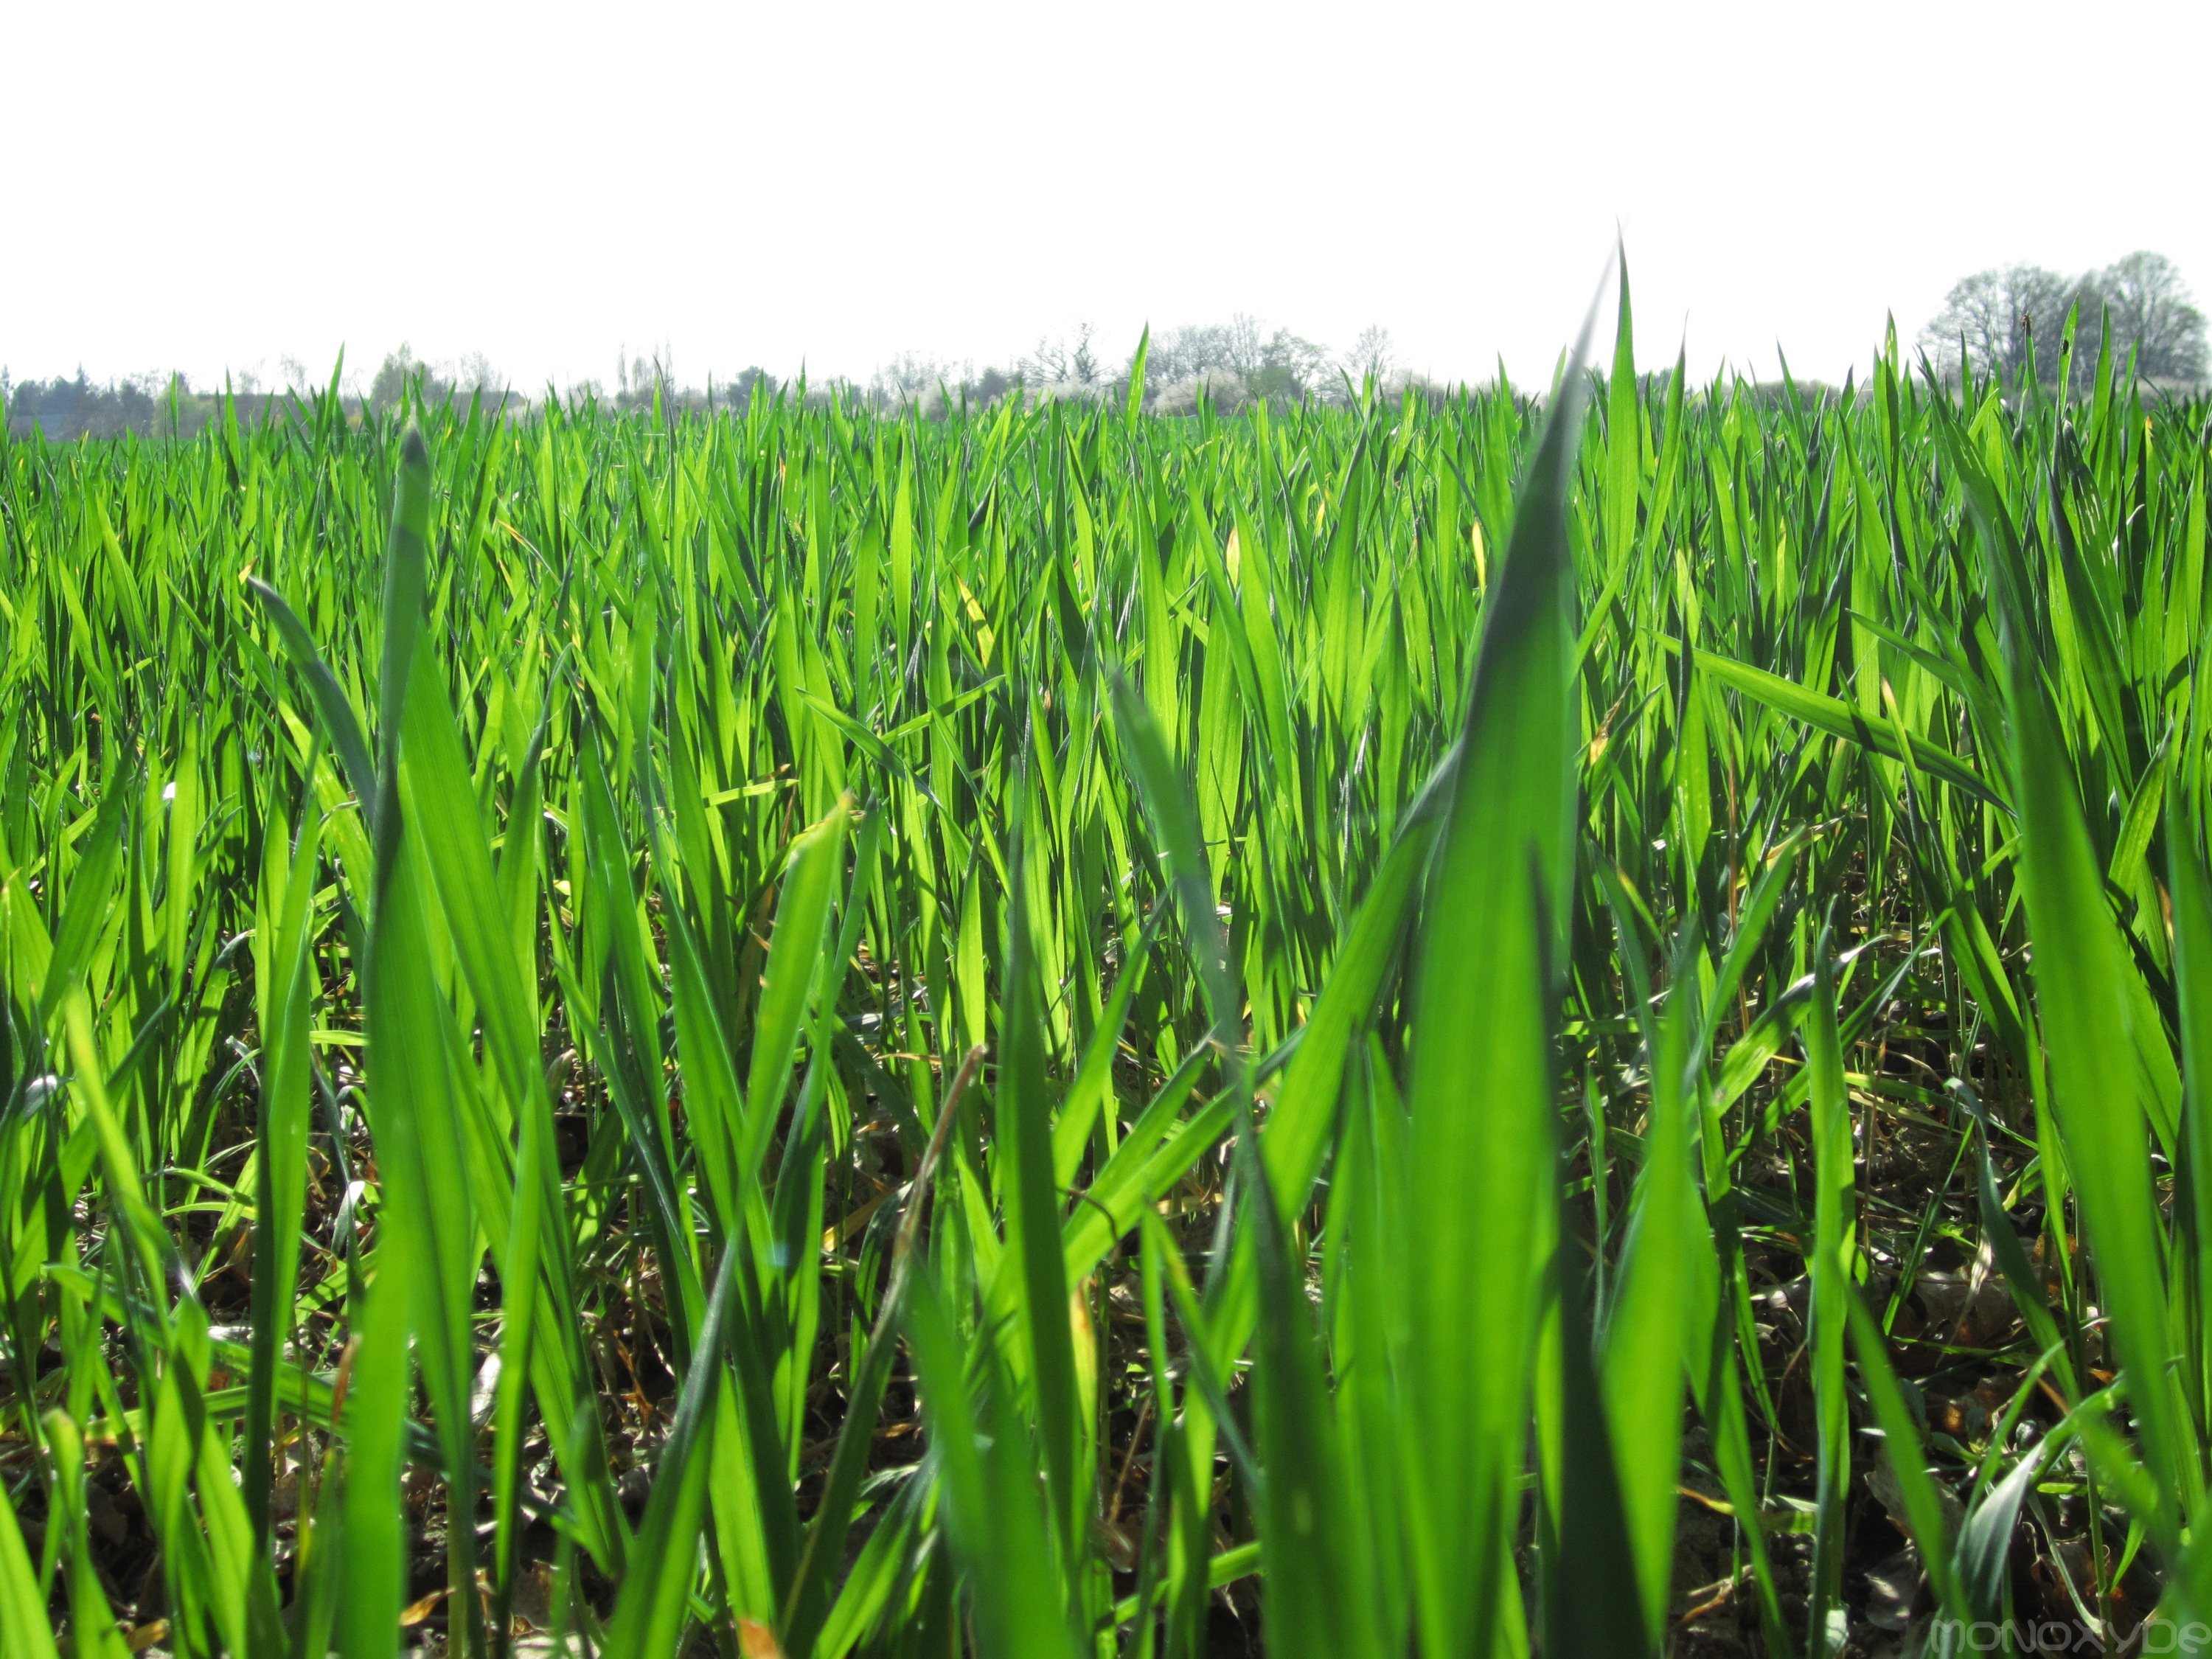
<box><xmin>1345</xmin><ymin>325</ymin><xmax>1394</xmax><ymax>386</ymax></box>
<box><xmin>2098</xmin><ymin>251</ymin><xmax>2208</xmax><ymax>384</ymax></box>
<box><xmin>1919</xmin><ymin>263</ymin><xmax>2090</xmax><ymax>388</ymax></box>
<box><xmin>1023</xmin><ymin>321</ymin><xmax>1099</xmax><ymax>386</ymax></box>
<box><xmin>1921</xmin><ymin>253</ymin><xmax>2207</xmax><ymax>391</ymax></box>
<box><xmin>1224</xmin><ymin>314</ymin><xmax>1266</xmax><ymax>378</ymax></box>
<box><xmin>455</xmin><ymin>352</ymin><xmax>504</xmax><ymax>395</ymax></box>
<box><xmin>1136</xmin><ymin>314</ymin><xmax>1348</xmax><ymax>408</ymax></box>
<box><xmin>1148</xmin><ymin>323</ymin><xmax>1239</xmax><ymax>385</ymax></box>
<box><xmin>872</xmin><ymin>352</ymin><xmax>947</xmax><ymax>400</ymax></box>
<box><xmin>1023</xmin><ymin>335</ymin><xmax>1065</xmax><ymax>382</ymax></box>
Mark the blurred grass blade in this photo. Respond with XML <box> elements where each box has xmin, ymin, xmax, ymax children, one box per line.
<box><xmin>1546</xmin><ymin>1233</ymin><xmax>1648</xmax><ymax>1657</ymax></box>
<box><xmin>1403</xmin><ymin>307</ymin><xmax>1585</xmax><ymax>1658</ymax></box>
<box><xmin>0</xmin><ymin>1484</ymin><xmax>57</xmax><ymax>1659</ymax></box>
<box><xmin>2169</xmin><ymin>790</ymin><xmax>2212</xmax><ymax>1427</ymax></box>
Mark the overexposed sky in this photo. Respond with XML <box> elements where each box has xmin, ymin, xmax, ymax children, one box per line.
<box><xmin>7</xmin><ymin>0</ymin><xmax>2208</xmax><ymax>393</ymax></box>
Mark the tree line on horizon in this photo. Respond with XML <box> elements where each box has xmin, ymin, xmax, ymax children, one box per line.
<box><xmin>0</xmin><ymin>320</ymin><xmax>1405</xmax><ymax>441</ymax></box>
<box><xmin>7</xmin><ymin>255</ymin><xmax>2205</xmax><ymax>441</ymax></box>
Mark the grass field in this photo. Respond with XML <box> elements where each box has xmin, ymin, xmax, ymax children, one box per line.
<box><xmin>4</xmin><ymin>285</ymin><xmax>2211</xmax><ymax>1658</ymax></box>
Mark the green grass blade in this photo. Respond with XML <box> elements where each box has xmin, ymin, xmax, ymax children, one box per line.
<box><xmin>246</xmin><ymin>577</ymin><xmax>377</xmax><ymax>819</ymax></box>
<box><xmin>994</xmin><ymin>782</ymin><xmax>1086</xmax><ymax>1585</ymax></box>
<box><xmin>1402</xmin><ymin>318</ymin><xmax>1585</xmax><ymax>1659</ymax></box>
<box><xmin>1687</xmin><ymin>644</ymin><xmax>2006</xmax><ymax>810</ymax></box>
<box><xmin>1969</xmin><ymin>468</ymin><xmax>2199</xmax><ymax>1517</ymax></box>
<box><xmin>1110</xmin><ymin>673</ymin><xmax>1237</xmax><ymax>1052</ymax></box>
<box><xmin>1546</xmin><ymin>1237</ymin><xmax>1649</xmax><ymax>1657</ymax></box>
<box><xmin>1239</xmin><ymin>1125</ymin><xmax>1379</xmax><ymax>1658</ymax></box>
<box><xmin>1804</xmin><ymin>946</ymin><xmax>1854</xmax><ymax>1658</ymax></box>
<box><xmin>244</xmin><ymin>799</ymin><xmax>323</xmax><ymax>1546</ymax></box>
<box><xmin>1844</xmin><ymin>1287</ymin><xmax>1969</xmax><ymax>1627</ymax></box>
<box><xmin>607</xmin><ymin>1241</ymin><xmax>745</xmax><ymax>1659</ymax></box>
<box><xmin>904</xmin><ymin>1263</ymin><xmax>1082</xmax><ymax>1659</ymax></box>
<box><xmin>371</xmin><ymin>427</ymin><xmax>432</xmax><ymax>886</ymax></box>
<box><xmin>742</xmin><ymin>803</ymin><xmax>848</xmax><ymax>1181</ymax></box>
<box><xmin>0</xmin><ymin>1478</ymin><xmax>58</xmax><ymax>1659</ymax></box>
<box><xmin>1599</xmin><ymin>936</ymin><xmax>1699</xmax><ymax>1644</ymax></box>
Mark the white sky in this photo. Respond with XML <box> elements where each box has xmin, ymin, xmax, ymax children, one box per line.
<box><xmin>7</xmin><ymin>0</ymin><xmax>2208</xmax><ymax>394</ymax></box>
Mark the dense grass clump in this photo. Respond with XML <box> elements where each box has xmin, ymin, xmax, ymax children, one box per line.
<box><xmin>6</xmin><ymin>293</ymin><xmax>2212</xmax><ymax>1658</ymax></box>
